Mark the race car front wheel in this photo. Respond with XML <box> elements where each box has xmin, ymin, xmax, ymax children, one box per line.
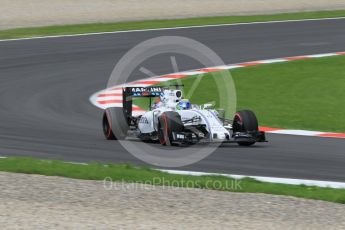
<box><xmin>233</xmin><ymin>110</ymin><xmax>258</xmax><ymax>146</ymax></box>
<box><xmin>158</xmin><ymin>112</ymin><xmax>184</xmax><ymax>146</ymax></box>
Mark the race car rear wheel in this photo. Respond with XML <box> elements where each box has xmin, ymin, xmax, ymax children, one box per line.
<box><xmin>233</xmin><ymin>110</ymin><xmax>258</xmax><ymax>146</ymax></box>
<box><xmin>103</xmin><ymin>111</ymin><xmax>116</xmax><ymax>140</ymax></box>
<box><xmin>102</xmin><ymin>108</ymin><xmax>128</xmax><ymax>140</ymax></box>
<box><xmin>158</xmin><ymin>112</ymin><xmax>184</xmax><ymax>146</ymax></box>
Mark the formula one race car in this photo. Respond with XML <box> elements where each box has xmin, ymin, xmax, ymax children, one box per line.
<box><xmin>102</xmin><ymin>86</ymin><xmax>266</xmax><ymax>146</ymax></box>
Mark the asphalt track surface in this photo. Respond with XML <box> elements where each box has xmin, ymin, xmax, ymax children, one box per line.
<box><xmin>1</xmin><ymin>18</ymin><xmax>345</xmax><ymax>182</ymax></box>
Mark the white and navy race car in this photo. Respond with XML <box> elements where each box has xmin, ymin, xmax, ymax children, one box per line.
<box><xmin>102</xmin><ymin>86</ymin><xmax>266</xmax><ymax>146</ymax></box>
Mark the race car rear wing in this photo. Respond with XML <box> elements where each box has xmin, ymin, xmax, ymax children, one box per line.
<box><xmin>122</xmin><ymin>86</ymin><xmax>163</xmax><ymax>122</ymax></box>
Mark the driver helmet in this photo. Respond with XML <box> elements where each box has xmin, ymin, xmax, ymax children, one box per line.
<box><xmin>176</xmin><ymin>99</ymin><xmax>191</xmax><ymax>110</ymax></box>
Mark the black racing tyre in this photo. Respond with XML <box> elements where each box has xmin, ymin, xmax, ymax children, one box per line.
<box><xmin>103</xmin><ymin>111</ymin><xmax>116</xmax><ymax>140</ymax></box>
<box><xmin>233</xmin><ymin>110</ymin><xmax>258</xmax><ymax>146</ymax></box>
<box><xmin>102</xmin><ymin>108</ymin><xmax>128</xmax><ymax>140</ymax></box>
<box><xmin>158</xmin><ymin>111</ymin><xmax>184</xmax><ymax>146</ymax></box>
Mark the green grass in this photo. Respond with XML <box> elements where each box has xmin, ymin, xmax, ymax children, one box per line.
<box><xmin>1</xmin><ymin>10</ymin><xmax>345</xmax><ymax>39</ymax></box>
<box><xmin>0</xmin><ymin>156</ymin><xmax>344</xmax><ymax>204</ymax></box>
<box><xmin>139</xmin><ymin>55</ymin><xmax>345</xmax><ymax>133</ymax></box>
<box><xmin>233</xmin><ymin>55</ymin><xmax>345</xmax><ymax>132</ymax></box>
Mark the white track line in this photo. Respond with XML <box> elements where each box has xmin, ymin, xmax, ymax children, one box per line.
<box><xmin>158</xmin><ymin>169</ymin><xmax>345</xmax><ymax>189</ymax></box>
<box><xmin>1</xmin><ymin>17</ymin><xmax>345</xmax><ymax>42</ymax></box>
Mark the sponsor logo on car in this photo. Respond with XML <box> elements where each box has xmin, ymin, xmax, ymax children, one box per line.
<box><xmin>139</xmin><ymin>116</ymin><xmax>149</xmax><ymax>124</ymax></box>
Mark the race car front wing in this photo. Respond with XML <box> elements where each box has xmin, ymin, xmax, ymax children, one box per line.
<box><xmin>170</xmin><ymin>130</ymin><xmax>266</xmax><ymax>145</ymax></box>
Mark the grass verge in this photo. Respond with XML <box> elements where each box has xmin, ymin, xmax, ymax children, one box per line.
<box><xmin>0</xmin><ymin>157</ymin><xmax>344</xmax><ymax>204</ymax></box>
<box><xmin>233</xmin><ymin>55</ymin><xmax>345</xmax><ymax>132</ymax></box>
<box><xmin>136</xmin><ymin>55</ymin><xmax>345</xmax><ymax>133</ymax></box>
<box><xmin>1</xmin><ymin>10</ymin><xmax>345</xmax><ymax>39</ymax></box>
